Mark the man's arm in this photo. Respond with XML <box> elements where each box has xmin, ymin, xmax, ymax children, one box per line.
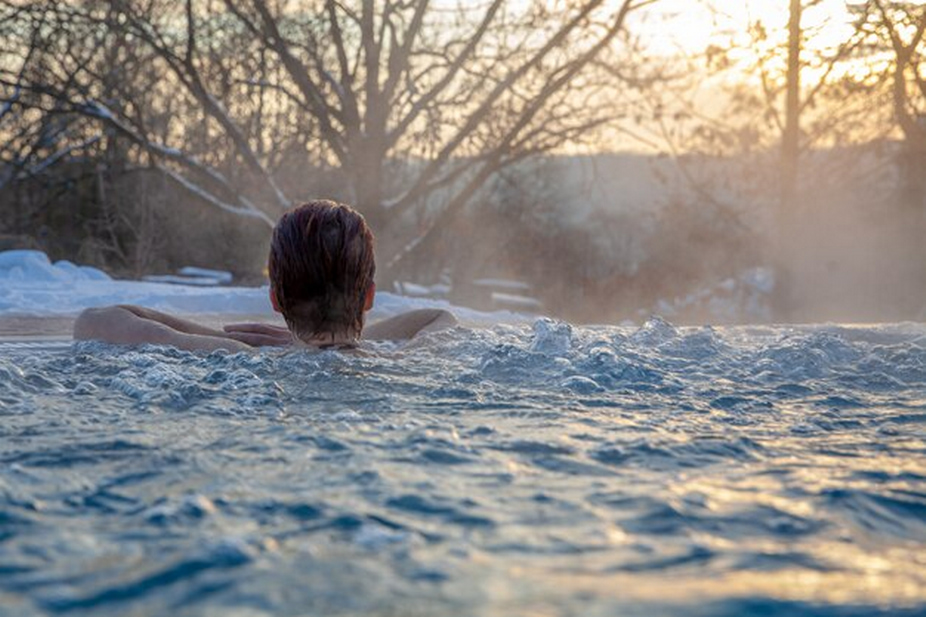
<box><xmin>115</xmin><ymin>305</ymin><xmax>228</xmax><ymax>337</ymax></box>
<box><xmin>362</xmin><ymin>308</ymin><xmax>458</xmax><ymax>341</ymax></box>
<box><xmin>73</xmin><ymin>305</ymin><xmax>250</xmax><ymax>352</ymax></box>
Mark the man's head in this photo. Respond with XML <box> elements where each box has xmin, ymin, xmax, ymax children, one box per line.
<box><xmin>268</xmin><ymin>200</ymin><xmax>376</xmax><ymax>343</ymax></box>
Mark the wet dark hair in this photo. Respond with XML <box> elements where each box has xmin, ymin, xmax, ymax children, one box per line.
<box><xmin>268</xmin><ymin>200</ymin><xmax>375</xmax><ymax>342</ymax></box>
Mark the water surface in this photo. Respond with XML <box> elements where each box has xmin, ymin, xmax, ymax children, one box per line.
<box><xmin>1</xmin><ymin>319</ymin><xmax>925</xmax><ymax>616</ymax></box>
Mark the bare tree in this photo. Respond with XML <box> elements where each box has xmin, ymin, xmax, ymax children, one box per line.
<box><xmin>847</xmin><ymin>1</ymin><xmax>926</xmax><ymax>204</ymax></box>
<box><xmin>1</xmin><ymin>0</ymin><xmax>656</xmax><ymax>277</ymax></box>
<box><xmin>863</xmin><ymin>1</ymin><xmax>926</xmax><ymax>146</ymax></box>
<box><xmin>0</xmin><ymin>4</ymin><xmax>103</xmax><ymax>192</ymax></box>
<box><xmin>781</xmin><ymin>0</ymin><xmax>801</xmax><ymax>224</ymax></box>
<box><xmin>584</xmin><ymin>0</ymin><xmax>907</xmax><ymax>320</ymax></box>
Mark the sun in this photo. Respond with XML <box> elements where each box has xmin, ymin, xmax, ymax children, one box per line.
<box><xmin>632</xmin><ymin>0</ymin><xmax>857</xmax><ymax>57</ymax></box>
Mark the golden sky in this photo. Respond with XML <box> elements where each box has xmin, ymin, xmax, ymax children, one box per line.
<box><xmin>633</xmin><ymin>0</ymin><xmax>859</xmax><ymax>57</ymax></box>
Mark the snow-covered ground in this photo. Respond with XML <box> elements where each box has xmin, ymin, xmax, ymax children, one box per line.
<box><xmin>649</xmin><ymin>266</ymin><xmax>775</xmax><ymax>323</ymax></box>
<box><xmin>0</xmin><ymin>249</ymin><xmax>775</xmax><ymax>325</ymax></box>
<box><xmin>0</xmin><ymin>250</ymin><xmax>524</xmax><ymax>325</ymax></box>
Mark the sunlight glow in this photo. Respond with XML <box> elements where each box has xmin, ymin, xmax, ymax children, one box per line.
<box><xmin>635</xmin><ymin>0</ymin><xmax>857</xmax><ymax>57</ymax></box>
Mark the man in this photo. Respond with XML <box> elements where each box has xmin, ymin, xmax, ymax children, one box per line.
<box><xmin>73</xmin><ymin>200</ymin><xmax>456</xmax><ymax>351</ymax></box>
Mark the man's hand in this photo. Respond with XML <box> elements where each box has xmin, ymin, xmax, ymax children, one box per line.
<box><xmin>223</xmin><ymin>323</ymin><xmax>294</xmax><ymax>347</ymax></box>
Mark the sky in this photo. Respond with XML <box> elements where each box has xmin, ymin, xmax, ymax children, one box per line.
<box><xmin>597</xmin><ymin>0</ymin><xmax>878</xmax><ymax>153</ymax></box>
<box><xmin>634</xmin><ymin>0</ymin><xmax>858</xmax><ymax>57</ymax></box>
<box><xmin>422</xmin><ymin>0</ymin><xmax>878</xmax><ymax>154</ymax></box>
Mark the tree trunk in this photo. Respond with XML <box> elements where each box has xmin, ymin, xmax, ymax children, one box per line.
<box><xmin>351</xmin><ymin>147</ymin><xmax>386</xmax><ymax>228</ymax></box>
<box><xmin>775</xmin><ymin>0</ymin><xmax>802</xmax><ymax>321</ymax></box>
<box><xmin>782</xmin><ymin>0</ymin><xmax>801</xmax><ymax>205</ymax></box>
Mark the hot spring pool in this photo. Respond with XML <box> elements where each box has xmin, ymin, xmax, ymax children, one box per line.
<box><xmin>1</xmin><ymin>318</ymin><xmax>925</xmax><ymax>616</ymax></box>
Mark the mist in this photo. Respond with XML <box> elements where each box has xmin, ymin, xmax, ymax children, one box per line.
<box><xmin>397</xmin><ymin>139</ymin><xmax>923</xmax><ymax>325</ymax></box>
<box><xmin>1</xmin><ymin>0</ymin><xmax>924</xmax><ymax>325</ymax></box>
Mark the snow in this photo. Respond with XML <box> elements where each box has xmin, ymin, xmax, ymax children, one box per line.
<box><xmin>84</xmin><ymin>100</ymin><xmax>113</xmax><ymax>121</ymax></box>
<box><xmin>142</xmin><ymin>275</ymin><xmax>222</xmax><ymax>286</ymax></box>
<box><xmin>178</xmin><ymin>267</ymin><xmax>234</xmax><ymax>283</ymax></box>
<box><xmin>393</xmin><ymin>282</ymin><xmax>439</xmax><ymax>297</ymax></box>
<box><xmin>0</xmin><ymin>250</ymin><xmax>774</xmax><ymax>325</ymax></box>
<box><xmin>490</xmin><ymin>291</ymin><xmax>543</xmax><ymax>311</ymax></box>
<box><xmin>0</xmin><ymin>250</ymin><xmax>525</xmax><ymax>325</ymax></box>
<box><xmin>647</xmin><ymin>266</ymin><xmax>774</xmax><ymax>322</ymax></box>
<box><xmin>472</xmin><ymin>278</ymin><xmax>532</xmax><ymax>292</ymax></box>
<box><xmin>0</xmin><ymin>250</ymin><xmax>110</xmax><ymax>283</ymax></box>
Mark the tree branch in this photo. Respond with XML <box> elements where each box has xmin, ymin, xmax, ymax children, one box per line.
<box><xmin>385</xmin><ymin>0</ymin><xmax>640</xmax><ymax>270</ymax></box>
<box><xmin>386</xmin><ymin>0</ymin><xmax>613</xmax><ymax>213</ymax></box>
<box><xmin>248</xmin><ymin>0</ymin><xmax>348</xmax><ymax>163</ymax></box>
<box><xmin>158</xmin><ymin>164</ymin><xmax>274</xmax><ymax>225</ymax></box>
<box><xmin>386</xmin><ymin>0</ymin><xmax>503</xmax><ymax>150</ymax></box>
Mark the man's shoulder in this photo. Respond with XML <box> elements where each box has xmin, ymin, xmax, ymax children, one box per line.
<box><xmin>73</xmin><ymin>305</ymin><xmax>131</xmax><ymax>340</ymax></box>
<box><xmin>362</xmin><ymin>308</ymin><xmax>458</xmax><ymax>341</ymax></box>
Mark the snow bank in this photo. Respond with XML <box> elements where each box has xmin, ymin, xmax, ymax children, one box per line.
<box><xmin>650</xmin><ymin>267</ymin><xmax>774</xmax><ymax>323</ymax></box>
<box><xmin>0</xmin><ymin>250</ymin><xmax>110</xmax><ymax>283</ymax></box>
<box><xmin>0</xmin><ymin>250</ymin><xmax>524</xmax><ymax>324</ymax></box>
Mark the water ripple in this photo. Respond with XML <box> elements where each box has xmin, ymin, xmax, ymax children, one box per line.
<box><xmin>0</xmin><ymin>320</ymin><xmax>924</xmax><ymax>615</ymax></box>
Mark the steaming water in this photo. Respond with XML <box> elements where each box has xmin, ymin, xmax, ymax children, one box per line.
<box><xmin>1</xmin><ymin>318</ymin><xmax>925</xmax><ymax>616</ymax></box>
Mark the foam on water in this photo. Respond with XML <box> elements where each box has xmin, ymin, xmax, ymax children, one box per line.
<box><xmin>1</xmin><ymin>319</ymin><xmax>925</xmax><ymax>616</ymax></box>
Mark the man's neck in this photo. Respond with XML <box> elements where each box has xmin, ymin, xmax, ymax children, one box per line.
<box><xmin>294</xmin><ymin>331</ymin><xmax>360</xmax><ymax>349</ymax></box>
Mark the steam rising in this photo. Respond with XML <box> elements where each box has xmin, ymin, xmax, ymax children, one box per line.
<box><xmin>438</xmin><ymin>145</ymin><xmax>926</xmax><ymax>325</ymax></box>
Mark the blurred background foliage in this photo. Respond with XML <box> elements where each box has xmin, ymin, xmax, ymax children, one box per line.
<box><xmin>1</xmin><ymin>0</ymin><xmax>925</xmax><ymax>322</ymax></box>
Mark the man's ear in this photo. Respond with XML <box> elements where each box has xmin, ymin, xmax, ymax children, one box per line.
<box><xmin>364</xmin><ymin>282</ymin><xmax>375</xmax><ymax>312</ymax></box>
<box><xmin>269</xmin><ymin>286</ymin><xmax>281</xmax><ymax>313</ymax></box>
